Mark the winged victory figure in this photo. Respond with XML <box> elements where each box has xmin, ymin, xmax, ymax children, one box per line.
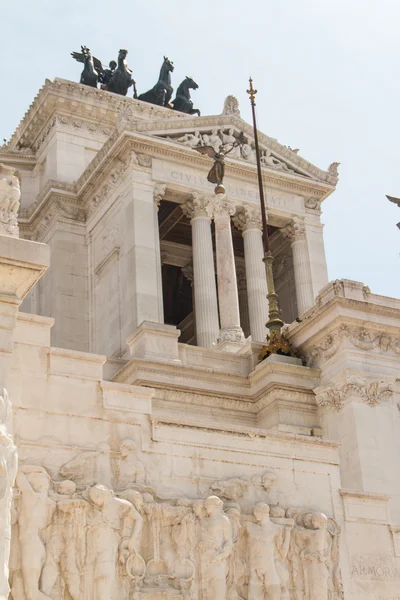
<box><xmin>71</xmin><ymin>46</ymin><xmax>104</xmax><ymax>88</ymax></box>
<box><xmin>195</xmin><ymin>131</ymin><xmax>247</xmax><ymax>188</ymax></box>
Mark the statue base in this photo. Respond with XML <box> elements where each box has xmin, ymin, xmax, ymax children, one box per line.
<box><xmin>214</xmin><ymin>184</ymin><xmax>226</xmax><ymax>195</ymax></box>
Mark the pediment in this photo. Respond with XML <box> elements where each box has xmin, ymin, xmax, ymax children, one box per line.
<box><xmin>137</xmin><ymin>114</ymin><xmax>338</xmax><ymax>186</ymax></box>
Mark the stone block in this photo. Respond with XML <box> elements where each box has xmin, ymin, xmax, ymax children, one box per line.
<box><xmin>127</xmin><ymin>321</ymin><xmax>181</xmax><ymax>365</ymax></box>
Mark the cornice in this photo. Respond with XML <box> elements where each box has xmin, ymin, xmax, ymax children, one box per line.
<box><xmin>137</xmin><ymin>114</ymin><xmax>337</xmax><ymax>187</ymax></box>
<box><xmin>77</xmin><ymin>131</ymin><xmax>335</xmax><ymax>207</ymax></box>
<box><xmin>8</xmin><ymin>78</ymin><xmax>189</xmax><ymax>151</ymax></box>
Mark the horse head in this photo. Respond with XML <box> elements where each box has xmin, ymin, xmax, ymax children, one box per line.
<box><xmin>163</xmin><ymin>56</ymin><xmax>174</xmax><ymax>73</ymax></box>
<box><xmin>81</xmin><ymin>46</ymin><xmax>92</xmax><ymax>59</ymax></box>
<box><xmin>185</xmin><ymin>76</ymin><xmax>199</xmax><ymax>90</ymax></box>
<box><xmin>118</xmin><ymin>49</ymin><xmax>128</xmax><ymax>61</ymax></box>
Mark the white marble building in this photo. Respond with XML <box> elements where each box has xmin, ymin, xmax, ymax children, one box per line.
<box><xmin>0</xmin><ymin>79</ymin><xmax>399</xmax><ymax>600</ymax></box>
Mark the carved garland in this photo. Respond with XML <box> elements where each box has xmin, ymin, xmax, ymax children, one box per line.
<box><xmin>316</xmin><ymin>376</ymin><xmax>394</xmax><ymax>411</ymax></box>
<box><xmin>307</xmin><ymin>324</ymin><xmax>400</xmax><ymax>366</ymax></box>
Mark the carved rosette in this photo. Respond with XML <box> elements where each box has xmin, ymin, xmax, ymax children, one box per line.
<box><xmin>181</xmin><ymin>193</ymin><xmax>214</xmax><ymax>220</ymax></box>
<box><xmin>281</xmin><ymin>216</ymin><xmax>305</xmax><ymax>243</ymax></box>
<box><xmin>304</xmin><ymin>196</ymin><xmax>322</xmax><ymax>214</ymax></box>
<box><xmin>0</xmin><ymin>164</ymin><xmax>21</xmax><ymax>238</ymax></box>
<box><xmin>316</xmin><ymin>376</ymin><xmax>394</xmax><ymax>411</ymax></box>
<box><xmin>232</xmin><ymin>205</ymin><xmax>263</xmax><ymax>232</ymax></box>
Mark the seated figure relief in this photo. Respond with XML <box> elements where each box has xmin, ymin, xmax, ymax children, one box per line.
<box><xmin>9</xmin><ymin>451</ymin><xmax>343</xmax><ymax>600</ymax></box>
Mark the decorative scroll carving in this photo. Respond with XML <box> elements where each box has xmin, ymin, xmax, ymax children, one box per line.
<box><xmin>0</xmin><ymin>389</ymin><xmax>17</xmax><ymax>599</ymax></box>
<box><xmin>232</xmin><ymin>205</ymin><xmax>263</xmax><ymax>232</ymax></box>
<box><xmin>308</xmin><ymin>325</ymin><xmax>400</xmax><ymax>367</ymax></box>
<box><xmin>153</xmin><ymin>183</ymin><xmax>167</xmax><ymax>208</ymax></box>
<box><xmin>281</xmin><ymin>217</ymin><xmax>306</xmax><ymax>243</ymax></box>
<box><xmin>9</xmin><ymin>457</ymin><xmax>343</xmax><ymax>600</ymax></box>
<box><xmin>0</xmin><ymin>164</ymin><xmax>20</xmax><ymax>238</ymax></box>
<box><xmin>181</xmin><ymin>192</ymin><xmax>214</xmax><ymax>220</ymax></box>
<box><xmin>316</xmin><ymin>376</ymin><xmax>394</xmax><ymax>411</ymax></box>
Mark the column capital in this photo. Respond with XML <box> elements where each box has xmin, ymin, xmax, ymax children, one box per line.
<box><xmin>232</xmin><ymin>205</ymin><xmax>263</xmax><ymax>232</ymax></box>
<box><xmin>181</xmin><ymin>192</ymin><xmax>214</xmax><ymax>220</ymax></box>
<box><xmin>153</xmin><ymin>183</ymin><xmax>167</xmax><ymax>208</ymax></box>
<box><xmin>211</xmin><ymin>194</ymin><xmax>237</xmax><ymax>219</ymax></box>
<box><xmin>281</xmin><ymin>216</ymin><xmax>306</xmax><ymax>243</ymax></box>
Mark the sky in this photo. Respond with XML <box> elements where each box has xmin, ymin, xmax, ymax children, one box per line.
<box><xmin>1</xmin><ymin>0</ymin><xmax>399</xmax><ymax>298</ymax></box>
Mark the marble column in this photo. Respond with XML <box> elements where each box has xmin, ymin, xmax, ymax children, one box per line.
<box><xmin>211</xmin><ymin>195</ymin><xmax>244</xmax><ymax>343</ymax></box>
<box><xmin>233</xmin><ymin>206</ymin><xmax>268</xmax><ymax>342</ymax></box>
<box><xmin>281</xmin><ymin>217</ymin><xmax>314</xmax><ymax>316</ymax></box>
<box><xmin>153</xmin><ymin>183</ymin><xmax>167</xmax><ymax>325</ymax></box>
<box><xmin>181</xmin><ymin>194</ymin><xmax>219</xmax><ymax>348</ymax></box>
<box><xmin>236</xmin><ymin>266</ymin><xmax>250</xmax><ymax>338</ymax></box>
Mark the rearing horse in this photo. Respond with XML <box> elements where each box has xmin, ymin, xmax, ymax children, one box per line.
<box><xmin>138</xmin><ymin>57</ymin><xmax>174</xmax><ymax>107</ymax></box>
<box><xmin>172</xmin><ymin>77</ymin><xmax>201</xmax><ymax>116</ymax></box>
<box><xmin>106</xmin><ymin>49</ymin><xmax>135</xmax><ymax>96</ymax></box>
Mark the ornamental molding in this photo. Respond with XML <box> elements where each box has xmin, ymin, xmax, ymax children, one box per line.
<box><xmin>281</xmin><ymin>216</ymin><xmax>306</xmax><ymax>242</ymax></box>
<box><xmin>139</xmin><ymin>115</ymin><xmax>337</xmax><ymax>187</ymax></box>
<box><xmin>232</xmin><ymin>205</ymin><xmax>263</xmax><ymax>231</ymax></box>
<box><xmin>306</xmin><ymin>324</ymin><xmax>400</xmax><ymax>367</ymax></box>
<box><xmin>8</xmin><ymin>78</ymin><xmax>186</xmax><ymax>151</ymax></box>
<box><xmin>315</xmin><ymin>376</ymin><xmax>394</xmax><ymax>411</ymax></box>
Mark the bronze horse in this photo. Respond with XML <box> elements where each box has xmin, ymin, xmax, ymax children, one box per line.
<box><xmin>71</xmin><ymin>46</ymin><xmax>103</xmax><ymax>88</ymax></box>
<box><xmin>172</xmin><ymin>77</ymin><xmax>200</xmax><ymax>116</ymax></box>
<box><xmin>105</xmin><ymin>49</ymin><xmax>136</xmax><ymax>96</ymax></box>
<box><xmin>138</xmin><ymin>56</ymin><xmax>174</xmax><ymax>107</ymax></box>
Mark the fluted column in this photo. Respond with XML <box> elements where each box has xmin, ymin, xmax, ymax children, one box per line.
<box><xmin>281</xmin><ymin>217</ymin><xmax>314</xmax><ymax>316</ymax></box>
<box><xmin>181</xmin><ymin>194</ymin><xmax>219</xmax><ymax>348</ymax></box>
<box><xmin>211</xmin><ymin>195</ymin><xmax>244</xmax><ymax>343</ymax></box>
<box><xmin>236</xmin><ymin>266</ymin><xmax>250</xmax><ymax>338</ymax></box>
<box><xmin>153</xmin><ymin>183</ymin><xmax>167</xmax><ymax>325</ymax></box>
<box><xmin>233</xmin><ymin>206</ymin><xmax>268</xmax><ymax>342</ymax></box>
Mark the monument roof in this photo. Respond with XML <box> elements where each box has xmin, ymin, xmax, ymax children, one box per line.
<box><xmin>3</xmin><ymin>79</ymin><xmax>338</xmax><ymax>189</ymax></box>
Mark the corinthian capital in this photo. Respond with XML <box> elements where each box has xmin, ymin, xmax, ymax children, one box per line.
<box><xmin>281</xmin><ymin>216</ymin><xmax>305</xmax><ymax>243</ymax></box>
<box><xmin>153</xmin><ymin>183</ymin><xmax>167</xmax><ymax>208</ymax></box>
<box><xmin>211</xmin><ymin>194</ymin><xmax>236</xmax><ymax>219</ymax></box>
<box><xmin>181</xmin><ymin>192</ymin><xmax>214</xmax><ymax>220</ymax></box>
<box><xmin>232</xmin><ymin>205</ymin><xmax>263</xmax><ymax>232</ymax></box>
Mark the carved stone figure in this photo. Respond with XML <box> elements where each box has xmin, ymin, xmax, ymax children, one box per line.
<box><xmin>172</xmin><ymin>77</ymin><xmax>201</xmax><ymax>116</ymax></box>
<box><xmin>261</xmin><ymin>150</ymin><xmax>294</xmax><ymax>173</ymax></box>
<box><xmin>172</xmin><ymin>130</ymin><xmax>202</xmax><ymax>148</ymax></box>
<box><xmin>138</xmin><ymin>56</ymin><xmax>174</xmax><ymax>107</ymax></box>
<box><xmin>86</xmin><ymin>484</ymin><xmax>142</xmax><ymax>600</ymax></box>
<box><xmin>15</xmin><ymin>465</ymin><xmax>56</xmax><ymax>600</ymax></box>
<box><xmin>246</xmin><ymin>503</ymin><xmax>292</xmax><ymax>600</ymax></box>
<box><xmin>117</xmin><ymin>439</ymin><xmax>146</xmax><ymax>491</ymax></box>
<box><xmin>328</xmin><ymin>162</ymin><xmax>340</xmax><ymax>177</ymax></box>
<box><xmin>0</xmin><ymin>389</ymin><xmax>17</xmax><ymax>600</ymax></box>
<box><xmin>0</xmin><ymin>164</ymin><xmax>21</xmax><ymax>237</ymax></box>
<box><xmin>202</xmin><ymin>129</ymin><xmax>223</xmax><ymax>152</ymax></box>
<box><xmin>60</xmin><ymin>442</ymin><xmax>112</xmax><ymax>488</ymax></box>
<box><xmin>42</xmin><ymin>482</ymin><xmax>87</xmax><ymax>599</ymax></box>
<box><xmin>289</xmin><ymin>511</ymin><xmax>342</xmax><ymax>600</ymax></box>
<box><xmin>197</xmin><ymin>496</ymin><xmax>233</xmax><ymax>600</ymax></box>
<box><xmin>222</xmin><ymin>95</ymin><xmax>240</xmax><ymax>117</ymax></box>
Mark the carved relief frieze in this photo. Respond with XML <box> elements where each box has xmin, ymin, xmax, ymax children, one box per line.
<box><xmin>10</xmin><ymin>444</ymin><xmax>344</xmax><ymax>600</ymax></box>
<box><xmin>315</xmin><ymin>376</ymin><xmax>394</xmax><ymax>411</ymax></box>
<box><xmin>307</xmin><ymin>324</ymin><xmax>400</xmax><ymax>367</ymax></box>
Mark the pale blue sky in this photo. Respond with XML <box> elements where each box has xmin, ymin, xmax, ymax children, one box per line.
<box><xmin>2</xmin><ymin>0</ymin><xmax>399</xmax><ymax>297</ymax></box>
